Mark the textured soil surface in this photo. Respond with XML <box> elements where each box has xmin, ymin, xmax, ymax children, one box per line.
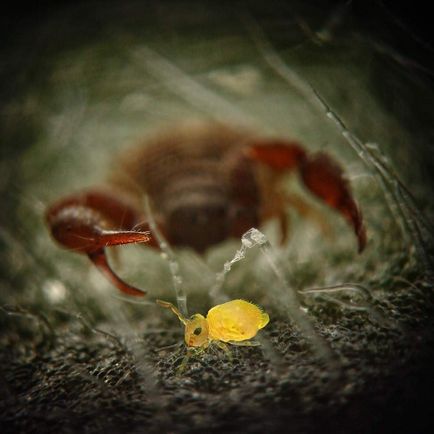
<box><xmin>1</xmin><ymin>279</ymin><xmax>434</xmax><ymax>434</ymax></box>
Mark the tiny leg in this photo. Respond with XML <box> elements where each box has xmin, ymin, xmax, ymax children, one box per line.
<box><xmin>176</xmin><ymin>348</ymin><xmax>204</xmax><ymax>374</ymax></box>
<box><xmin>247</xmin><ymin>141</ymin><xmax>366</xmax><ymax>252</ymax></box>
<box><xmin>228</xmin><ymin>340</ymin><xmax>260</xmax><ymax>347</ymax></box>
<box><xmin>214</xmin><ymin>341</ymin><xmax>233</xmax><ymax>360</ymax></box>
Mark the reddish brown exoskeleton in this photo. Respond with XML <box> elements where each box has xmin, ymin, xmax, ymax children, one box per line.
<box><xmin>46</xmin><ymin>121</ymin><xmax>366</xmax><ymax>296</ymax></box>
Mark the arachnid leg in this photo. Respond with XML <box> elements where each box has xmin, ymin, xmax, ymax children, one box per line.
<box><xmin>248</xmin><ymin>141</ymin><xmax>366</xmax><ymax>252</ymax></box>
<box><xmin>300</xmin><ymin>152</ymin><xmax>366</xmax><ymax>252</ymax></box>
<box><xmin>285</xmin><ymin>192</ymin><xmax>333</xmax><ymax>240</ymax></box>
<box><xmin>87</xmin><ymin>249</ymin><xmax>146</xmax><ymax>296</ymax></box>
<box><xmin>46</xmin><ymin>189</ymin><xmax>153</xmax><ymax>295</ymax></box>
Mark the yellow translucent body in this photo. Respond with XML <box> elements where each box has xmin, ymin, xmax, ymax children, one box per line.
<box><xmin>207</xmin><ymin>299</ymin><xmax>269</xmax><ymax>342</ymax></box>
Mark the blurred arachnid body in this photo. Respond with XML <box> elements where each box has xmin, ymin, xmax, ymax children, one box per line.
<box><xmin>46</xmin><ymin>121</ymin><xmax>366</xmax><ymax>295</ymax></box>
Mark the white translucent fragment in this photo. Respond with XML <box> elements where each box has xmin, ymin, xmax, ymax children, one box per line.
<box><xmin>299</xmin><ymin>283</ymin><xmax>400</xmax><ymax>329</ymax></box>
<box><xmin>257</xmin><ymin>241</ymin><xmax>338</xmax><ymax>368</ymax></box>
<box><xmin>143</xmin><ymin>196</ymin><xmax>188</xmax><ymax>317</ymax></box>
<box><xmin>241</xmin><ymin>227</ymin><xmax>268</xmax><ymax>248</ymax></box>
<box><xmin>170</xmin><ymin>261</ymin><xmax>179</xmax><ymax>274</ymax></box>
<box><xmin>210</xmin><ymin>228</ymin><xmax>266</xmax><ymax>301</ymax></box>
